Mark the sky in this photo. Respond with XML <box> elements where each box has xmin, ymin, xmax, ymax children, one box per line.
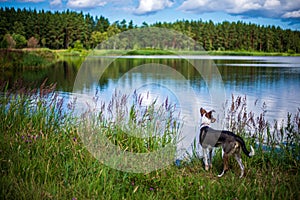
<box><xmin>0</xmin><ymin>0</ymin><xmax>300</xmax><ymax>30</ymax></box>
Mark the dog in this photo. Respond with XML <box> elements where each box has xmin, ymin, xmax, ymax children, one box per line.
<box><xmin>199</xmin><ymin>107</ymin><xmax>255</xmax><ymax>178</ymax></box>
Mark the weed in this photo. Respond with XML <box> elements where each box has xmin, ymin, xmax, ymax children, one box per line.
<box><xmin>0</xmin><ymin>81</ymin><xmax>299</xmax><ymax>199</ymax></box>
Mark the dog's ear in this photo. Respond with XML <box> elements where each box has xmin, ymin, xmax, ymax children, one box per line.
<box><xmin>207</xmin><ymin>110</ymin><xmax>215</xmax><ymax>119</ymax></box>
<box><xmin>200</xmin><ymin>107</ymin><xmax>206</xmax><ymax>116</ymax></box>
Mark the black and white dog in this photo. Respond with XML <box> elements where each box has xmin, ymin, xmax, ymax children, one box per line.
<box><xmin>199</xmin><ymin>108</ymin><xmax>255</xmax><ymax>178</ymax></box>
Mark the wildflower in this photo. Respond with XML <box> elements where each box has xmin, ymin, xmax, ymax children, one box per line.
<box><xmin>149</xmin><ymin>187</ymin><xmax>154</xmax><ymax>191</ymax></box>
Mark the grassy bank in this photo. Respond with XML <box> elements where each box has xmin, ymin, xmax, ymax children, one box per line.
<box><xmin>207</xmin><ymin>50</ymin><xmax>300</xmax><ymax>56</ymax></box>
<box><xmin>89</xmin><ymin>49</ymin><xmax>300</xmax><ymax>56</ymax></box>
<box><xmin>0</xmin><ymin>49</ymin><xmax>57</xmax><ymax>68</ymax></box>
<box><xmin>0</xmin><ymin>81</ymin><xmax>299</xmax><ymax>199</ymax></box>
<box><xmin>1</xmin><ymin>48</ymin><xmax>299</xmax><ymax>66</ymax></box>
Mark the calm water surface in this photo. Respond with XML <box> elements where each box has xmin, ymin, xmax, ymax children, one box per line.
<box><xmin>4</xmin><ymin>55</ymin><xmax>300</xmax><ymax>124</ymax></box>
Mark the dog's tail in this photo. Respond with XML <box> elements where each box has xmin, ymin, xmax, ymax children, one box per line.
<box><xmin>236</xmin><ymin>136</ymin><xmax>255</xmax><ymax>157</ymax></box>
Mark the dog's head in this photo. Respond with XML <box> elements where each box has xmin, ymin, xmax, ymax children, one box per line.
<box><xmin>200</xmin><ymin>107</ymin><xmax>216</xmax><ymax>125</ymax></box>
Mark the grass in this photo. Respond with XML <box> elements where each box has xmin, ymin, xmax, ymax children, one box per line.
<box><xmin>1</xmin><ymin>48</ymin><xmax>299</xmax><ymax>69</ymax></box>
<box><xmin>125</xmin><ymin>49</ymin><xmax>176</xmax><ymax>55</ymax></box>
<box><xmin>207</xmin><ymin>50</ymin><xmax>300</xmax><ymax>56</ymax></box>
<box><xmin>0</xmin><ymin>49</ymin><xmax>56</xmax><ymax>68</ymax></box>
<box><xmin>0</xmin><ymin>81</ymin><xmax>299</xmax><ymax>199</ymax></box>
<box><xmin>91</xmin><ymin>49</ymin><xmax>300</xmax><ymax>56</ymax></box>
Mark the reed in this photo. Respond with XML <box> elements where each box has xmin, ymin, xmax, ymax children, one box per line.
<box><xmin>0</xmin><ymin>81</ymin><xmax>299</xmax><ymax>199</ymax></box>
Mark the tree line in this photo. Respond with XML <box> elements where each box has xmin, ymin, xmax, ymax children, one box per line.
<box><xmin>1</xmin><ymin>7</ymin><xmax>300</xmax><ymax>53</ymax></box>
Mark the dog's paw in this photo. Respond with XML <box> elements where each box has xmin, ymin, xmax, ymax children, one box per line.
<box><xmin>239</xmin><ymin>171</ymin><xmax>244</xmax><ymax>178</ymax></box>
<box><xmin>205</xmin><ymin>165</ymin><xmax>209</xmax><ymax>171</ymax></box>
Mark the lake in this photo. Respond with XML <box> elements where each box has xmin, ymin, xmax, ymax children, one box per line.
<box><xmin>6</xmin><ymin>55</ymin><xmax>299</xmax><ymax>121</ymax></box>
<box><xmin>4</xmin><ymin>55</ymin><xmax>300</xmax><ymax>154</ymax></box>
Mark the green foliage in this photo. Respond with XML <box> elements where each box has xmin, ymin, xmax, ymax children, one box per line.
<box><xmin>126</xmin><ymin>49</ymin><xmax>175</xmax><ymax>55</ymax></box>
<box><xmin>72</xmin><ymin>40</ymin><xmax>84</xmax><ymax>51</ymax></box>
<box><xmin>0</xmin><ymin>7</ymin><xmax>299</xmax><ymax>53</ymax></box>
<box><xmin>91</xmin><ymin>31</ymin><xmax>108</xmax><ymax>47</ymax></box>
<box><xmin>0</xmin><ymin>49</ymin><xmax>55</xmax><ymax>68</ymax></box>
<box><xmin>12</xmin><ymin>33</ymin><xmax>27</xmax><ymax>49</ymax></box>
<box><xmin>22</xmin><ymin>53</ymin><xmax>48</xmax><ymax>67</ymax></box>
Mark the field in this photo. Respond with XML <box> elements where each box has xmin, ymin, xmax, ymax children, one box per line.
<box><xmin>0</xmin><ymin>81</ymin><xmax>299</xmax><ymax>199</ymax></box>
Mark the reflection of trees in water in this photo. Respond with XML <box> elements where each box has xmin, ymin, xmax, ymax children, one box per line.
<box><xmin>98</xmin><ymin>58</ymin><xmax>300</xmax><ymax>91</ymax></box>
<box><xmin>6</xmin><ymin>57</ymin><xmax>300</xmax><ymax>94</ymax></box>
<box><xmin>4</xmin><ymin>58</ymin><xmax>82</xmax><ymax>92</ymax></box>
<box><xmin>47</xmin><ymin>61</ymin><xmax>79</xmax><ymax>92</ymax></box>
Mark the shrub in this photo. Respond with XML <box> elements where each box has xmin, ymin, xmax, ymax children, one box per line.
<box><xmin>1</xmin><ymin>34</ymin><xmax>16</xmax><ymax>49</ymax></box>
<box><xmin>12</xmin><ymin>33</ymin><xmax>27</xmax><ymax>49</ymax></box>
<box><xmin>27</xmin><ymin>36</ymin><xmax>39</xmax><ymax>48</ymax></box>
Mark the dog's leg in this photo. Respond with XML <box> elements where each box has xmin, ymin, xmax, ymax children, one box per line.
<box><xmin>208</xmin><ymin>148</ymin><xmax>213</xmax><ymax>169</ymax></box>
<box><xmin>218</xmin><ymin>151</ymin><xmax>229</xmax><ymax>177</ymax></box>
<box><xmin>203</xmin><ymin>148</ymin><xmax>209</xmax><ymax>171</ymax></box>
<box><xmin>234</xmin><ymin>153</ymin><xmax>245</xmax><ymax>178</ymax></box>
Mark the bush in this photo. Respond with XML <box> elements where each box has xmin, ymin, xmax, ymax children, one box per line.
<box><xmin>1</xmin><ymin>34</ymin><xmax>16</xmax><ymax>49</ymax></box>
<box><xmin>73</xmin><ymin>40</ymin><xmax>84</xmax><ymax>52</ymax></box>
<box><xmin>12</xmin><ymin>33</ymin><xmax>27</xmax><ymax>49</ymax></box>
<box><xmin>27</xmin><ymin>36</ymin><xmax>39</xmax><ymax>48</ymax></box>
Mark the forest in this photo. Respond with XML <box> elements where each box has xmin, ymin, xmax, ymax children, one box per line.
<box><xmin>1</xmin><ymin>7</ymin><xmax>300</xmax><ymax>53</ymax></box>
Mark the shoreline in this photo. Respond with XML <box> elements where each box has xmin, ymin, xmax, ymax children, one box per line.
<box><xmin>2</xmin><ymin>48</ymin><xmax>300</xmax><ymax>57</ymax></box>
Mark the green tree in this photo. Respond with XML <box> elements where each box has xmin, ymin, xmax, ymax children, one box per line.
<box><xmin>12</xmin><ymin>33</ymin><xmax>27</xmax><ymax>48</ymax></box>
<box><xmin>13</xmin><ymin>21</ymin><xmax>25</xmax><ymax>35</ymax></box>
<box><xmin>120</xmin><ymin>19</ymin><xmax>127</xmax><ymax>32</ymax></box>
<box><xmin>128</xmin><ymin>20</ymin><xmax>134</xmax><ymax>29</ymax></box>
<box><xmin>107</xmin><ymin>23</ymin><xmax>121</xmax><ymax>37</ymax></box>
<box><xmin>95</xmin><ymin>16</ymin><xmax>110</xmax><ymax>32</ymax></box>
<box><xmin>91</xmin><ymin>31</ymin><xmax>108</xmax><ymax>48</ymax></box>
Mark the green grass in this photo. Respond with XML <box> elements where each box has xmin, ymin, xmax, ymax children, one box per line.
<box><xmin>0</xmin><ymin>81</ymin><xmax>299</xmax><ymax>199</ymax></box>
<box><xmin>125</xmin><ymin>49</ymin><xmax>176</xmax><ymax>55</ymax></box>
<box><xmin>127</xmin><ymin>49</ymin><xmax>300</xmax><ymax>56</ymax></box>
<box><xmin>1</xmin><ymin>48</ymin><xmax>299</xmax><ymax>69</ymax></box>
<box><xmin>207</xmin><ymin>50</ymin><xmax>300</xmax><ymax>56</ymax></box>
<box><xmin>0</xmin><ymin>49</ymin><xmax>56</xmax><ymax>68</ymax></box>
<box><xmin>92</xmin><ymin>49</ymin><xmax>300</xmax><ymax>56</ymax></box>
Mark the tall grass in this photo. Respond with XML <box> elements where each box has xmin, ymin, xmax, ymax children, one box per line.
<box><xmin>0</xmin><ymin>81</ymin><xmax>299</xmax><ymax>199</ymax></box>
<box><xmin>223</xmin><ymin>95</ymin><xmax>299</xmax><ymax>168</ymax></box>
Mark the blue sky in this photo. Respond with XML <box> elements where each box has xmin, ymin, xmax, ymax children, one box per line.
<box><xmin>1</xmin><ymin>0</ymin><xmax>300</xmax><ymax>30</ymax></box>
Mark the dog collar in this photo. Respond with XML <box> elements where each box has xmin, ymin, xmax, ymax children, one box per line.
<box><xmin>200</xmin><ymin>123</ymin><xmax>210</xmax><ymax>128</ymax></box>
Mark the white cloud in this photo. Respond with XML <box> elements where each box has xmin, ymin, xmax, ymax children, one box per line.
<box><xmin>178</xmin><ymin>0</ymin><xmax>300</xmax><ymax>20</ymax></box>
<box><xmin>264</xmin><ymin>0</ymin><xmax>281</xmax><ymax>8</ymax></box>
<box><xmin>227</xmin><ymin>0</ymin><xmax>262</xmax><ymax>14</ymax></box>
<box><xmin>134</xmin><ymin>0</ymin><xmax>174</xmax><ymax>15</ymax></box>
<box><xmin>50</xmin><ymin>0</ymin><xmax>62</xmax><ymax>7</ymax></box>
<box><xmin>178</xmin><ymin>0</ymin><xmax>264</xmax><ymax>13</ymax></box>
<box><xmin>283</xmin><ymin>10</ymin><xmax>300</xmax><ymax>18</ymax></box>
<box><xmin>67</xmin><ymin>0</ymin><xmax>107</xmax><ymax>9</ymax></box>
